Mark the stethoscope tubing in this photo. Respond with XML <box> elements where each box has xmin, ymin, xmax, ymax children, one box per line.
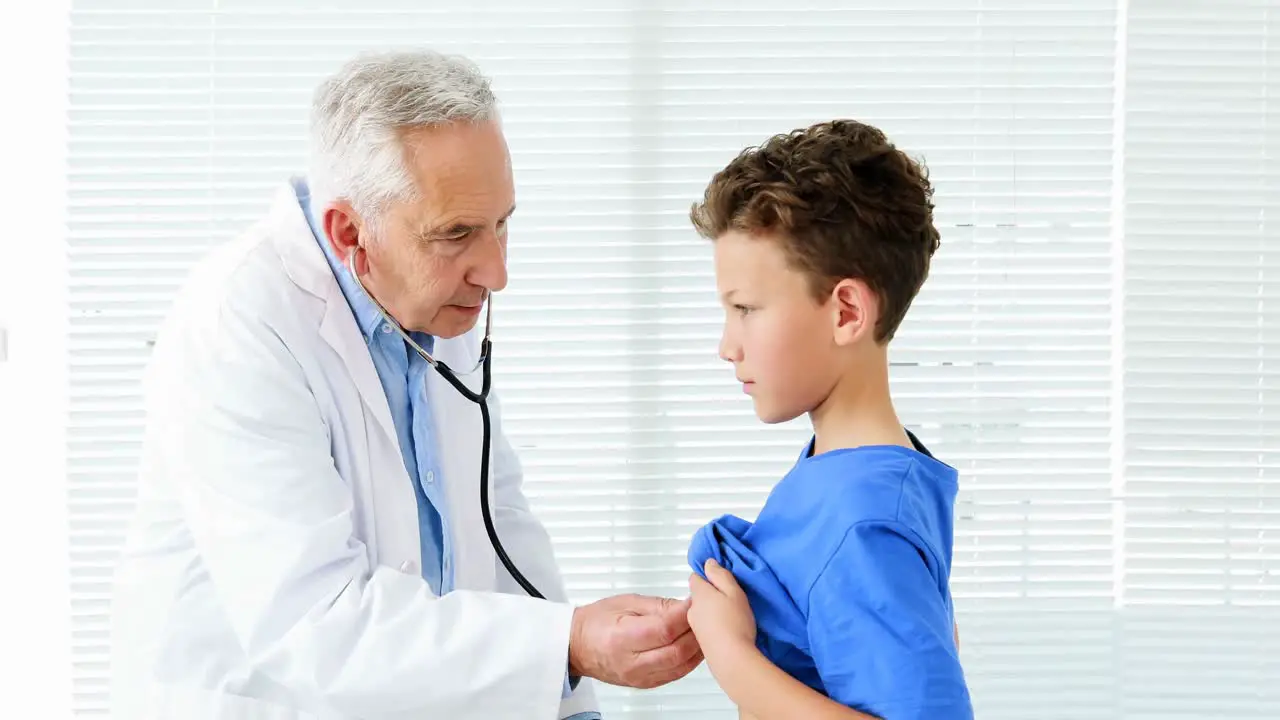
<box><xmin>345</xmin><ymin>250</ymin><xmax>544</xmax><ymax>599</ymax></box>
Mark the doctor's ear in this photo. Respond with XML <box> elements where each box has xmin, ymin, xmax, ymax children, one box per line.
<box><xmin>829</xmin><ymin>278</ymin><xmax>877</xmax><ymax>347</ymax></box>
<box><xmin>321</xmin><ymin>200</ymin><xmax>364</xmax><ymax>261</ymax></box>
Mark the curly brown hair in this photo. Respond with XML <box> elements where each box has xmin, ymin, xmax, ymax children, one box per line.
<box><xmin>689</xmin><ymin>119</ymin><xmax>940</xmax><ymax>343</ymax></box>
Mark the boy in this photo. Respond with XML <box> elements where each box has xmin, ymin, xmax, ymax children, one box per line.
<box><xmin>684</xmin><ymin>120</ymin><xmax>973</xmax><ymax>719</ymax></box>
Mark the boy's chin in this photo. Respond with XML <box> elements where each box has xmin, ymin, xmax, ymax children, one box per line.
<box><xmin>752</xmin><ymin>400</ymin><xmax>802</xmax><ymax>426</ymax></box>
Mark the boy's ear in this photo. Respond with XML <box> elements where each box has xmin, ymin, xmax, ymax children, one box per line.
<box><xmin>830</xmin><ymin>278</ymin><xmax>876</xmax><ymax>347</ymax></box>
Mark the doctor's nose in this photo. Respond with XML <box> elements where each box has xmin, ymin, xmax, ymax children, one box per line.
<box><xmin>469</xmin><ymin>232</ymin><xmax>509</xmax><ymax>292</ymax></box>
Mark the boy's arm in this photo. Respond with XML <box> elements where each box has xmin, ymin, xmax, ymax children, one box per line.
<box><xmin>716</xmin><ymin>615</ymin><xmax>966</xmax><ymax>719</ymax></box>
<box><xmin>717</xmin><ymin>617</ymin><xmax>963</xmax><ymax>719</ymax></box>
<box><xmin>691</xmin><ymin>562</ymin><xmax>880</xmax><ymax>719</ymax></box>
<box><xmin>714</xmin><ymin>647</ymin><xmax>879</xmax><ymax>719</ymax></box>
<box><xmin>806</xmin><ymin>521</ymin><xmax>972</xmax><ymax>719</ymax></box>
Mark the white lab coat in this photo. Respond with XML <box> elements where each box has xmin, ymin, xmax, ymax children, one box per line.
<box><xmin>108</xmin><ymin>183</ymin><xmax>598</xmax><ymax>719</ymax></box>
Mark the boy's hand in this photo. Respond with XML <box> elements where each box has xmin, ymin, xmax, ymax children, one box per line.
<box><xmin>688</xmin><ymin>558</ymin><xmax>757</xmax><ymax>657</ymax></box>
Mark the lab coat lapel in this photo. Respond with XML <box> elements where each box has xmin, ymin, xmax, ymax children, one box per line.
<box><xmin>317</xmin><ymin>306</ymin><xmax>398</xmax><ymax>446</ymax></box>
<box><xmin>429</xmin><ymin>334</ymin><xmax>496</xmax><ymax>591</ymax></box>
<box><xmin>268</xmin><ymin>183</ymin><xmax>398</xmax><ymax>447</ymax></box>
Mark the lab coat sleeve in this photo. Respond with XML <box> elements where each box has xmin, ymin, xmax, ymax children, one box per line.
<box><xmin>155</xmin><ymin>300</ymin><xmax>575</xmax><ymax>719</ymax></box>
<box><xmin>805</xmin><ymin>521</ymin><xmax>973</xmax><ymax>720</ymax></box>
<box><xmin>487</xmin><ymin>388</ymin><xmax>602</xmax><ymax>719</ymax></box>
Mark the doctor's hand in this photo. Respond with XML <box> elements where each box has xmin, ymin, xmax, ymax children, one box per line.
<box><xmin>568</xmin><ymin>593</ymin><xmax>703</xmax><ymax>689</ymax></box>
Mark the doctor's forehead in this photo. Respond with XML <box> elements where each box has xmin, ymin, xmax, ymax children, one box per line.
<box><xmin>399</xmin><ymin>121</ymin><xmax>515</xmax><ymax>216</ymax></box>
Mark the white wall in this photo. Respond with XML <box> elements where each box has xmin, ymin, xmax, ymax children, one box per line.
<box><xmin>0</xmin><ymin>1</ymin><xmax>71</xmax><ymax>716</ymax></box>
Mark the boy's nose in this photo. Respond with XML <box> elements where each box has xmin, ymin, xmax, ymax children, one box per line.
<box><xmin>718</xmin><ymin>335</ymin><xmax>742</xmax><ymax>363</ymax></box>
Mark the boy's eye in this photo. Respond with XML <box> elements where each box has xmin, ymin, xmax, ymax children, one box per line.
<box><xmin>733</xmin><ymin>303</ymin><xmax>754</xmax><ymax>316</ymax></box>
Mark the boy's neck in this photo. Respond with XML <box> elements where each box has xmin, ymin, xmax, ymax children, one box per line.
<box><xmin>808</xmin><ymin>347</ymin><xmax>911</xmax><ymax>456</ymax></box>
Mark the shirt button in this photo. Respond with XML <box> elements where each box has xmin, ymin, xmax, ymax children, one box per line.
<box><xmin>426</xmin><ymin>470</ymin><xmax>435</xmax><ymax>484</ymax></box>
<box><xmin>381</xmin><ymin>323</ymin><xmax>393</xmax><ymax>334</ymax></box>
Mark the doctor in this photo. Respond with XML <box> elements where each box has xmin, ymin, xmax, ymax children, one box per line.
<box><xmin>109</xmin><ymin>50</ymin><xmax>702</xmax><ymax>719</ymax></box>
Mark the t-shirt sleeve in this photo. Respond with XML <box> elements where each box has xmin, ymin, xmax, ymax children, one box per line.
<box><xmin>805</xmin><ymin>520</ymin><xmax>973</xmax><ymax>720</ymax></box>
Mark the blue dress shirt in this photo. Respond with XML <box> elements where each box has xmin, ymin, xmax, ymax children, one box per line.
<box><xmin>295</xmin><ymin>179</ymin><xmax>595</xmax><ymax>718</ymax></box>
<box><xmin>297</xmin><ymin>179</ymin><xmax>453</xmax><ymax>594</ymax></box>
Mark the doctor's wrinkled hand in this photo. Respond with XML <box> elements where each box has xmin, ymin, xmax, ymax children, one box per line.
<box><xmin>569</xmin><ymin>593</ymin><xmax>703</xmax><ymax>688</ymax></box>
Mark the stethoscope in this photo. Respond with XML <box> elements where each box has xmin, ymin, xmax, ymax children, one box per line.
<box><xmin>345</xmin><ymin>250</ymin><xmax>545</xmax><ymax>600</ymax></box>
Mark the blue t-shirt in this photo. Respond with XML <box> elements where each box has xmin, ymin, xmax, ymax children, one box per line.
<box><xmin>688</xmin><ymin>431</ymin><xmax>973</xmax><ymax>719</ymax></box>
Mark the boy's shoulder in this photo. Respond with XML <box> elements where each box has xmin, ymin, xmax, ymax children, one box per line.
<box><xmin>753</xmin><ymin>436</ymin><xmax>959</xmax><ymax>581</ymax></box>
<box><xmin>767</xmin><ymin>437</ymin><xmax>957</xmax><ymax>527</ymax></box>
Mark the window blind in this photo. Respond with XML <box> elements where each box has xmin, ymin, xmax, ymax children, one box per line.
<box><xmin>63</xmin><ymin>0</ymin><xmax>1278</xmax><ymax>717</ymax></box>
<box><xmin>1120</xmin><ymin>1</ymin><xmax>1280</xmax><ymax>716</ymax></box>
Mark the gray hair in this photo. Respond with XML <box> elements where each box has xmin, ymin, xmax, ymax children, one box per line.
<box><xmin>308</xmin><ymin>50</ymin><xmax>498</xmax><ymax>231</ymax></box>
